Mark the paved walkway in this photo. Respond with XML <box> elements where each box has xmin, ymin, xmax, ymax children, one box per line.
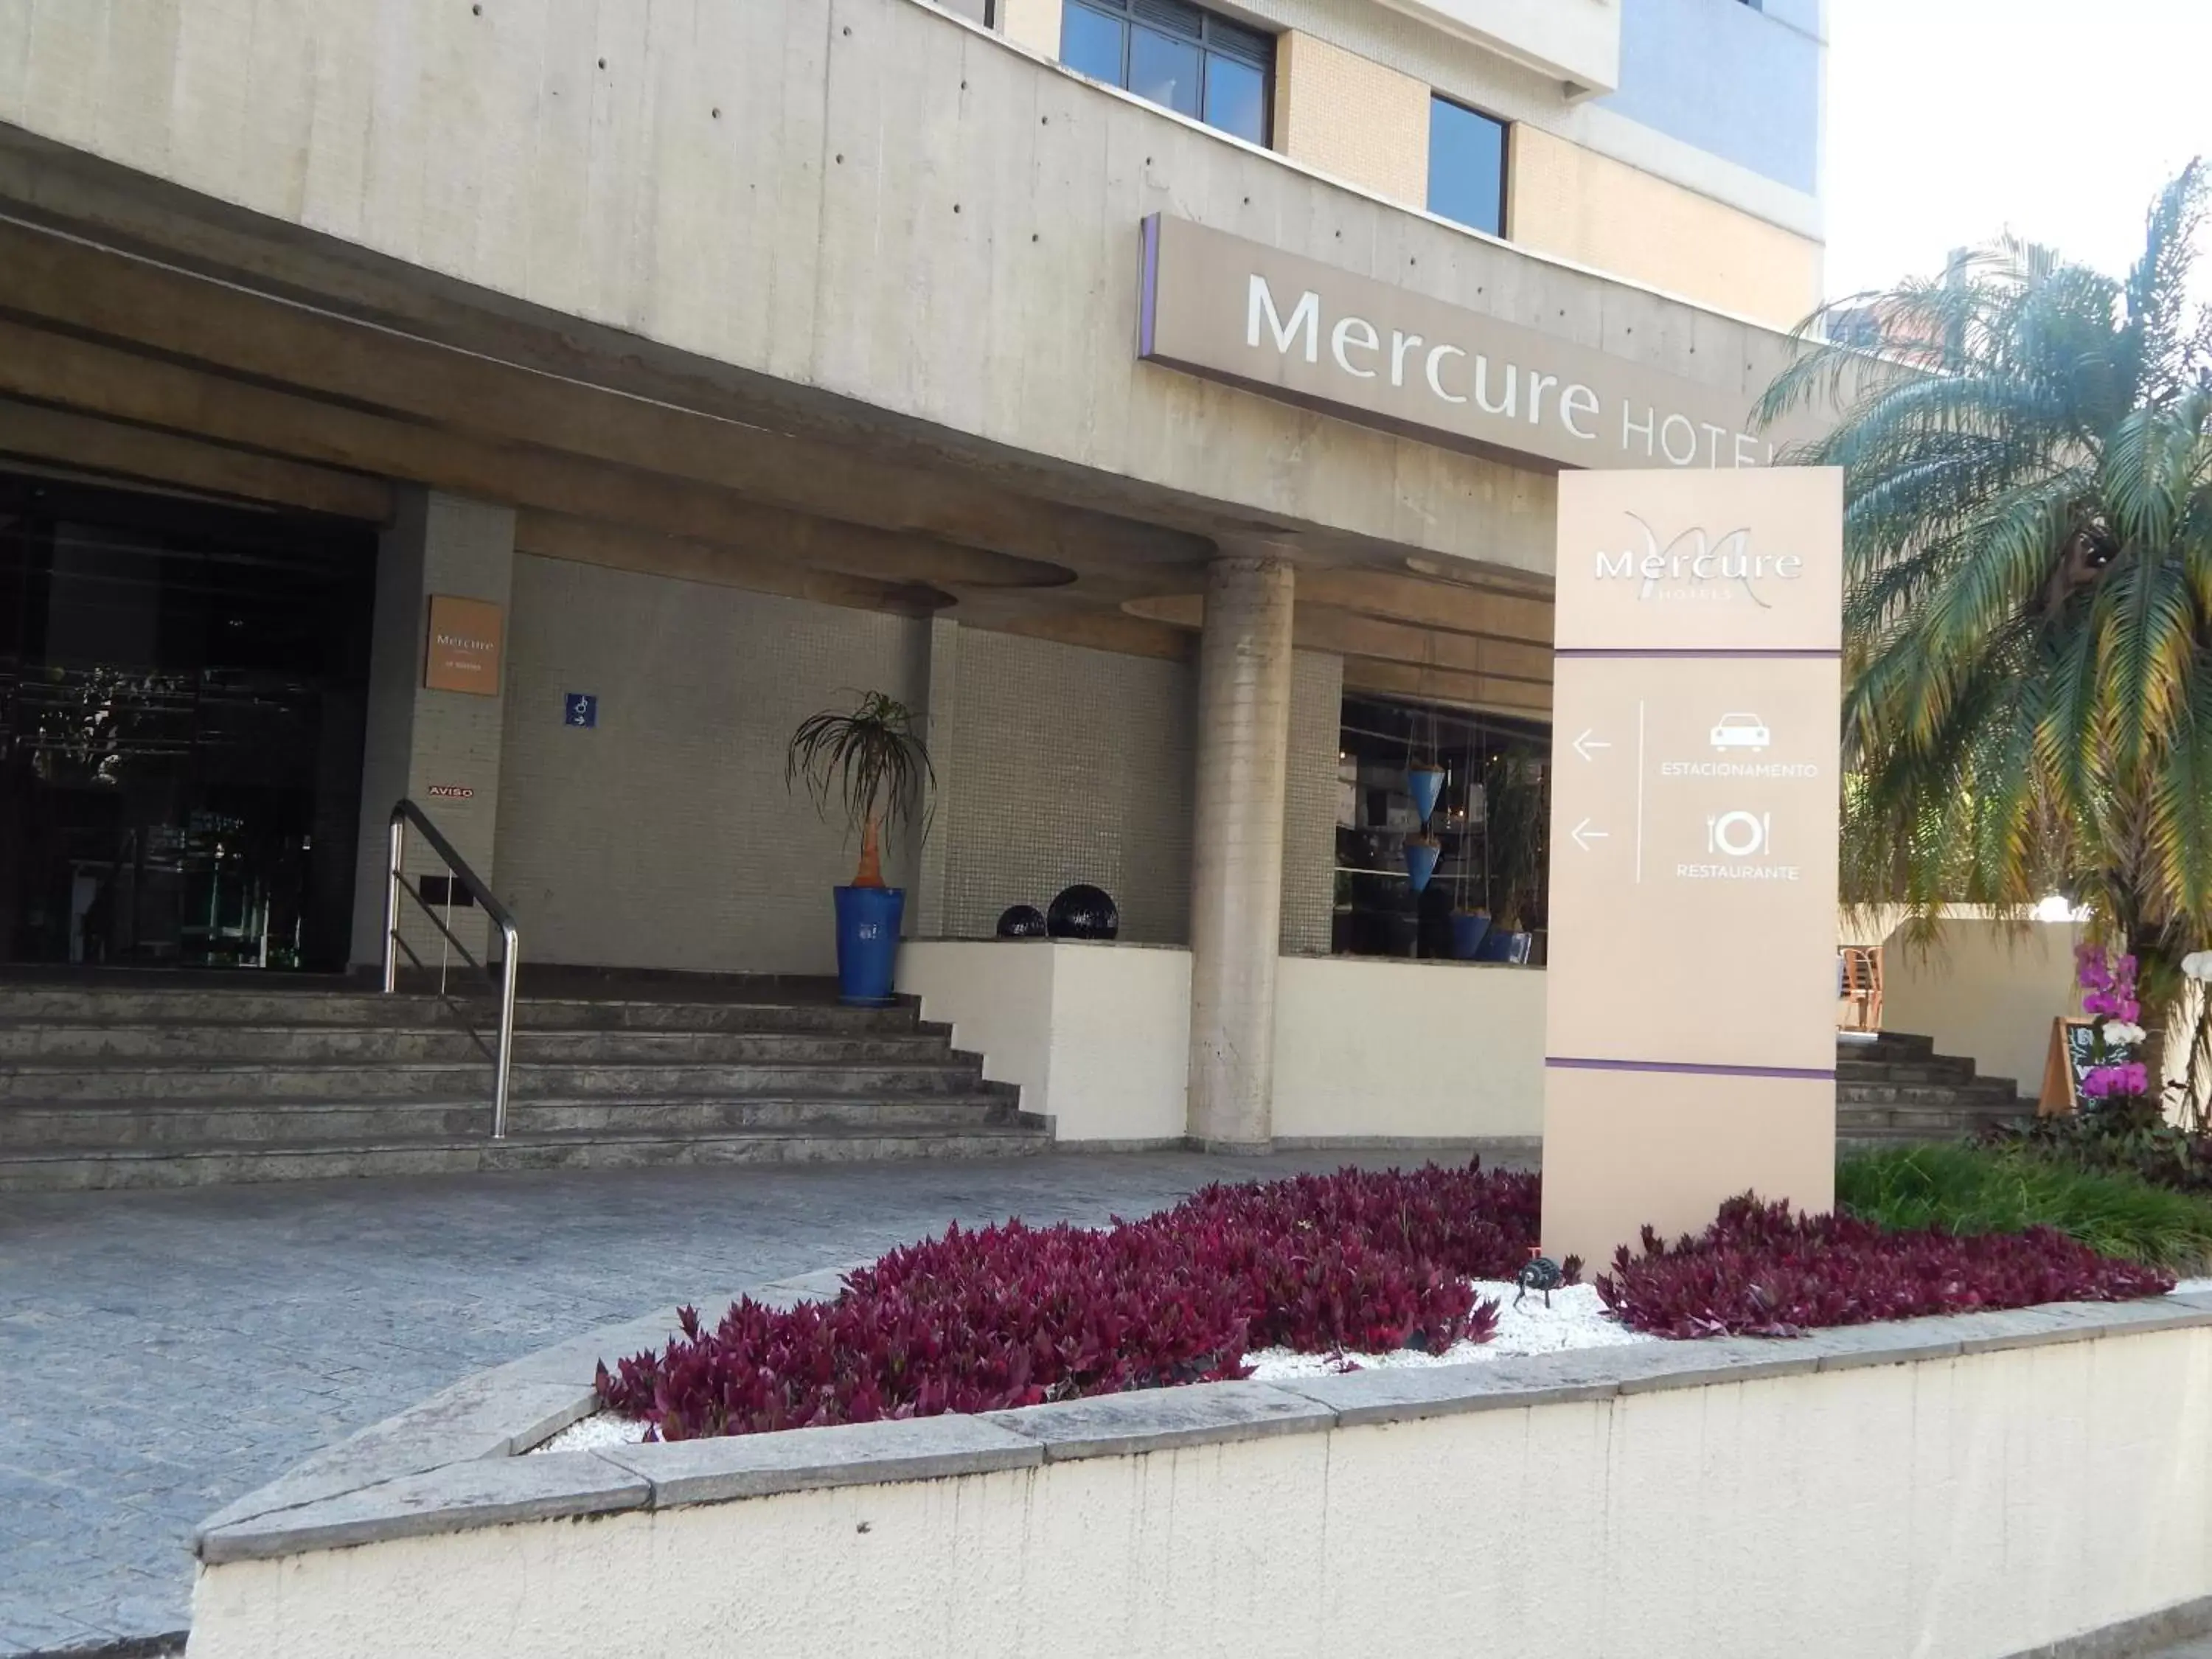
<box><xmin>0</xmin><ymin>1150</ymin><xmax>1440</xmax><ymax>1655</ymax></box>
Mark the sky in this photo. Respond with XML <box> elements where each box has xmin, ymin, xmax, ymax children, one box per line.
<box><xmin>1823</xmin><ymin>0</ymin><xmax>2212</xmax><ymax>304</ymax></box>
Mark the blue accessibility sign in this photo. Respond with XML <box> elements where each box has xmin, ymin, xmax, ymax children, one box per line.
<box><xmin>563</xmin><ymin>692</ymin><xmax>598</xmax><ymax>728</ymax></box>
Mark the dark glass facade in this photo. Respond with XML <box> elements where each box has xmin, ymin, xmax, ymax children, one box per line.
<box><xmin>0</xmin><ymin>474</ymin><xmax>375</xmax><ymax>970</ymax></box>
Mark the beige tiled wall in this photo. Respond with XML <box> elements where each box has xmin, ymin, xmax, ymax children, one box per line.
<box><xmin>998</xmin><ymin>0</ymin><xmax>1061</xmax><ymax>58</ymax></box>
<box><xmin>939</xmin><ymin>627</ymin><xmax>1196</xmax><ymax>945</ymax></box>
<box><xmin>1273</xmin><ymin>30</ymin><xmax>1430</xmax><ymax>206</ymax></box>
<box><xmin>1508</xmin><ymin>125</ymin><xmax>1823</xmax><ymax>330</ymax></box>
<box><xmin>1281</xmin><ymin>649</ymin><xmax>1344</xmax><ymax>955</ymax></box>
<box><xmin>493</xmin><ymin>555</ymin><xmax>931</xmax><ymax>975</ymax></box>
<box><xmin>494</xmin><ymin>559</ymin><xmax>1349</xmax><ymax>971</ymax></box>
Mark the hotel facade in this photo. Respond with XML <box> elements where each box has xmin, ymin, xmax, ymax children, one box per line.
<box><xmin>0</xmin><ymin>0</ymin><xmax>1829</xmax><ymax>1167</ymax></box>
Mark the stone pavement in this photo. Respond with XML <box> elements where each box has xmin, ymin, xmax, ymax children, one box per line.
<box><xmin>0</xmin><ymin>1148</ymin><xmax>1453</xmax><ymax>1655</ymax></box>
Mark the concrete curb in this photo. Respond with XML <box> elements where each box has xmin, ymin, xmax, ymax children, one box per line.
<box><xmin>194</xmin><ymin>1284</ymin><xmax>2212</xmax><ymax>1568</ymax></box>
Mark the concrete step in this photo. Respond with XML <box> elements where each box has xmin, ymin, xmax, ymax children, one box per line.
<box><xmin>0</xmin><ymin>1092</ymin><xmax>1026</xmax><ymax>1150</ymax></box>
<box><xmin>1837</xmin><ymin>1102</ymin><xmax>2031</xmax><ymax>1133</ymax></box>
<box><xmin>1834</xmin><ymin>1057</ymin><xmax>1977</xmax><ymax>1085</ymax></box>
<box><xmin>0</xmin><ymin>1021</ymin><xmax>958</xmax><ymax>1065</ymax></box>
<box><xmin>1842</xmin><ymin>1034</ymin><xmax>1937</xmax><ymax>1062</ymax></box>
<box><xmin>0</xmin><ymin>987</ymin><xmax>931</xmax><ymax>1034</ymax></box>
<box><xmin>1835</xmin><ymin>1079</ymin><xmax>2023</xmax><ymax>1107</ymax></box>
<box><xmin>0</xmin><ymin>1122</ymin><xmax>1052</xmax><ymax>1192</ymax></box>
<box><xmin>0</xmin><ymin>1058</ymin><xmax>995</xmax><ymax>1104</ymax></box>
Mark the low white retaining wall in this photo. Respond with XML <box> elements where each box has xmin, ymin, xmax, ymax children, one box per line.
<box><xmin>897</xmin><ymin>939</ymin><xmax>1192</xmax><ymax>1141</ymax></box>
<box><xmin>190</xmin><ymin>1294</ymin><xmax>2212</xmax><ymax>1659</ymax></box>
<box><xmin>1272</xmin><ymin>956</ymin><xmax>1543</xmax><ymax>1141</ymax></box>
<box><xmin>898</xmin><ymin>940</ymin><xmax>1543</xmax><ymax>1145</ymax></box>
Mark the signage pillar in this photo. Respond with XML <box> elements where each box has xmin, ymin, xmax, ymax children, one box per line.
<box><xmin>1540</xmin><ymin>468</ymin><xmax>1844</xmax><ymax>1269</ymax></box>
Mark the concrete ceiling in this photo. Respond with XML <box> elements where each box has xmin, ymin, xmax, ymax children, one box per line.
<box><xmin>0</xmin><ymin>140</ymin><xmax>1554</xmax><ymax>718</ymax></box>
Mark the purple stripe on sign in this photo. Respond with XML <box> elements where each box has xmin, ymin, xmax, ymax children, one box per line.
<box><xmin>1138</xmin><ymin>214</ymin><xmax>1160</xmax><ymax>358</ymax></box>
<box><xmin>1554</xmin><ymin>647</ymin><xmax>1841</xmax><ymax>660</ymax></box>
<box><xmin>1547</xmin><ymin>1056</ymin><xmax>1837</xmax><ymax>1082</ymax></box>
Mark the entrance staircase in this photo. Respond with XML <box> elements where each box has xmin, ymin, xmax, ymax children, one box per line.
<box><xmin>1836</xmin><ymin>1030</ymin><xmax>2032</xmax><ymax>1145</ymax></box>
<box><xmin>0</xmin><ymin>981</ymin><xmax>1047</xmax><ymax>1190</ymax></box>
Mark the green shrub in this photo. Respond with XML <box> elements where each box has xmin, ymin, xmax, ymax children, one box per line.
<box><xmin>1838</xmin><ymin>1142</ymin><xmax>2212</xmax><ymax>1273</ymax></box>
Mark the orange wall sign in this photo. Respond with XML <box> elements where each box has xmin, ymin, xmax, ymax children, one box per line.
<box><xmin>423</xmin><ymin>595</ymin><xmax>504</xmax><ymax>696</ymax></box>
<box><xmin>1541</xmin><ymin>467</ymin><xmax>1844</xmax><ymax>1268</ymax></box>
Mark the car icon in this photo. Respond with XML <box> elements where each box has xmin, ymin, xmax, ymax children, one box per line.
<box><xmin>1711</xmin><ymin>713</ymin><xmax>1770</xmax><ymax>751</ymax></box>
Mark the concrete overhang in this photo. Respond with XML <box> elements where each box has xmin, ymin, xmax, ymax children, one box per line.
<box><xmin>1369</xmin><ymin>0</ymin><xmax>1621</xmax><ymax>98</ymax></box>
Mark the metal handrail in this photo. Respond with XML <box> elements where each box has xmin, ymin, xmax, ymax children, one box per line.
<box><xmin>381</xmin><ymin>799</ymin><xmax>520</xmax><ymax>1139</ymax></box>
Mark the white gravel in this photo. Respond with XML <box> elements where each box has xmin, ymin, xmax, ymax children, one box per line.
<box><xmin>533</xmin><ymin>1410</ymin><xmax>650</xmax><ymax>1455</ymax></box>
<box><xmin>1242</xmin><ymin>1279</ymin><xmax>1653</xmax><ymax>1380</ymax></box>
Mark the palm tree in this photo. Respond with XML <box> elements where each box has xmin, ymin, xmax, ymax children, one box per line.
<box><xmin>1757</xmin><ymin>161</ymin><xmax>2212</xmax><ymax>987</ymax></box>
<box><xmin>785</xmin><ymin>691</ymin><xmax>934</xmax><ymax>888</ymax></box>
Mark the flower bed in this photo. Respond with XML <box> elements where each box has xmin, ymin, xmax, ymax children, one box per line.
<box><xmin>595</xmin><ymin>1164</ymin><xmax>2176</xmax><ymax>1441</ymax></box>
<box><xmin>1599</xmin><ymin>1195</ymin><xmax>2175</xmax><ymax>1338</ymax></box>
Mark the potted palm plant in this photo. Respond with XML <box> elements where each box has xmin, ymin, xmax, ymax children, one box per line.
<box><xmin>786</xmin><ymin>691</ymin><xmax>934</xmax><ymax>1005</ymax></box>
<box><xmin>1480</xmin><ymin>753</ymin><xmax>1546</xmax><ymax>963</ymax></box>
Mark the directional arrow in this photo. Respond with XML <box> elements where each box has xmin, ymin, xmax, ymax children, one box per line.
<box><xmin>1571</xmin><ymin>728</ymin><xmax>1613</xmax><ymax>762</ymax></box>
<box><xmin>1570</xmin><ymin>818</ymin><xmax>1609</xmax><ymax>852</ymax></box>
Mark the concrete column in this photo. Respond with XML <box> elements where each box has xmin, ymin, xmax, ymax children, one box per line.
<box><xmin>349</xmin><ymin>488</ymin><xmax>517</xmax><ymax>970</ymax></box>
<box><xmin>1186</xmin><ymin>551</ymin><xmax>1296</xmax><ymax>1150</ymax></box>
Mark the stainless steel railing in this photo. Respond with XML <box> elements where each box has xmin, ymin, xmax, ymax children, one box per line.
<box><xmin>380</xmin><ymin>799</ymin><xmax>520</xmax><ymax>1139</ymax></box>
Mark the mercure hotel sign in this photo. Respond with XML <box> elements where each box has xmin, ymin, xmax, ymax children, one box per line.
<box><xmin>1138</xmin><ymin>214</ymin><xmax>1795</xmax><ymax>472</ymax></box>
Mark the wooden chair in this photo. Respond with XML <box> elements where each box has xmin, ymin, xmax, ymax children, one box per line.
<box><xmin>1838</xmin><ymin>946</ymin><xmax>1883</xmax><ymax>1032</ymax></box>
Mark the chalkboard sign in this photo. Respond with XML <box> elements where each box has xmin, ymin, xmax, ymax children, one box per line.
<box><xmin>2039</xmin><ymin>1017</ymin><xmax>2098</xmax><ymax>1116</ymax></box>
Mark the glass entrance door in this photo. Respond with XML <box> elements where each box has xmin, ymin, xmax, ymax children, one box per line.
<box><xmin>0</xmin><ymin>473</ymin><xmax>376</xmax><ymax>971</ymax></box>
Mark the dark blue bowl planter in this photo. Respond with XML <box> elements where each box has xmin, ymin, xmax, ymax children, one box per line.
<box><xmin>834</xmin><ymin>886</ymin><xmax>905</xmax><ymax>1005</ymax></box>
<box><xmin>1449</xmin><ymin>912</ymin><xmax>1492</xmax><ymax>959</ymax></box>
<box><xmin>1475</xmin><ymin>928</ymin><xmax>1531</xmax><ymax>964</ymax></box>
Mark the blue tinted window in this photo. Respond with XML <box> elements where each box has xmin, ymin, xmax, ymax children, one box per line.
<box><xmin>1060</xmin><ymin>2</ymin><xmax>1124</xmax><ymax>84</ymax></box>
<box><xmin>1128</xmin><ymin>26</ymin><xmax>1201</xmax><ymax>118</ymax></box>
<box><xmin>1060</xmin><ymin>0</ymin><xmax>1271</xmax><ymax>145</ymax></box>
<box><xmin>1427</xmin><ymin>97</ymin><xmax>1506</xmax><ymax>236</ymax></box>
<box><xmin>1204</xmin><ymin>55</ymin><xmax>1266</xmax><ymax>145</ymax></box>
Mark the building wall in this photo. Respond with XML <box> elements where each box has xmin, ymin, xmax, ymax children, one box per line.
<box><xmin>1602</xmin><ymin>0</ymin><xmax>1822</xmax><ymax>195</ymax></box>
<box><xmin>1280</xmin><ymin>648</ymin><xmax>1343</xmax><ymax>956</ymax></box>
<box><xmin>492</xmin><ymin>554</ymin><xmax>928</xmax><ymax>975</ymax></box>
<box><xmin>0</xmin><ymin>0</ymin><xmax>1815</xmax><ymax>578</ymax></box>
<box><xmin>1149</xmin><ymin>0</ymin><xmax>1821</xmax><ymax>247</ymax></box>
<box><xmin>1012</xmin><ymin>0</ymin><xmax>1820</xmax><ymax>332</ymax></box>
<box><xmin>1273</xmin><ymin>32</ymin><xmax>1429</xmax><ymax>206</ymax></box>
<box><xmin>939</xmin><ymin>627</ymin><xmax>1195</xmax><ymax>946</ymax></box>
<box><xmin>1881</xmin><ymin>919</ymin><xmax>2085</xmax><ymax>1099</ymax></box>
<box><xmin>488</xmin><ymin>561</ymin><xmax>1335</xmax><ymax>975</ymax></box>
<box><xmin>997</xmin><ymin>0</ymin><xmax>1059</xmax><ymax>56</ymax></box>
<box><xmin>352</xmin><ymin>489</ymin><xmax>516</xmax><ymax>968</ymax></box>
<box><xmin>1272</xmin><ymin>956</ymin><xmax>1543</xmax><ymax>1140</ymax></box>
<box><xmin>1508</xmin><ymin>125</ymin><xmax>1822</xmax><ymax>328</ymax></box>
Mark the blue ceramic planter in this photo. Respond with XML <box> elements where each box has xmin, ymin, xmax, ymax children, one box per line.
<box><xmin>1407</xmin><ymin>767</ymin><xmax>1445</xmax><ymax>825</ymax></box>
<box><xmin>1449</xmin><ymin>912</ymin><xmax>1492</xmax><ymax>959</ymax></box>
<box><xmin>833</xmin><ymin>886</ymin><xmax>905</xmax><ymax>1005</ymax></box>
<box><xmin>1404</xmin><ymin>841</ymin><xmax>1441</xmax><ymax>893</ymax></box>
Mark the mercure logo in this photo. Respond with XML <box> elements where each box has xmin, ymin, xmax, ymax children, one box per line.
<box><xmin>1593</xmin><ymin>515</ymin><xmax>1806</xmax><ymax>609</ymax></box>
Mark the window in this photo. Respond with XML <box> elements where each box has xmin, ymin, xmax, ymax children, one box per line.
<box><xmin>1427</xmin><ymin>97</ymin><xmax>1508</xmax><ymax>237</ymax></box>
<box><xmin>1058</xmin><ymin>0</ymin><xmax>1273</xmax><ymax>146</ymax></box>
